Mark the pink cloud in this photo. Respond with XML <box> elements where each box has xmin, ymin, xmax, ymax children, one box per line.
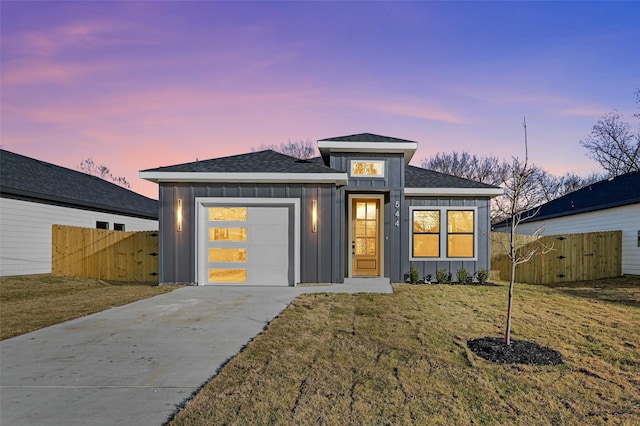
<box><xmin>347</xmin><ymin>98</ymin><xmax>464</xmax><ymax>124</ymax></box>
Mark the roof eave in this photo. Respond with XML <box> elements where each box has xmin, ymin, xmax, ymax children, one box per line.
<box><xmin>404</xmin><ymin>187</ymin><xmax>504</xmax><ymax>197</ymax></box>
<box><xmin>317</xmin><ymin>141</ymin><xmax>418</xmax><ymax>165</ymax></box>
<box><xmin>139</xmin><ymin>171</ymin><xmax>349</xmax><ymax>186</ymax></box>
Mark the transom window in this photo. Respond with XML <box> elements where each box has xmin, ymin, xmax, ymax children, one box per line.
<box><xmin>350</xmin><ymin>160</ymin><xmax>385</xmax><ymax>177</ymax></box>
<box><xmin>410</xmin><ymin>207</ymin><xmax>476</xmax><ymax>260</ymax></box>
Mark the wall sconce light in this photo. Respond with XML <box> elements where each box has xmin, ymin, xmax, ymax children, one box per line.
<box><xmin>177</xmin><ymin>199</ymin><xmax>183</xmax><ymax>232</ymax></box>
<box><xmin>312</xmin><ymin>199</ymin><xmax>318</xmax><ymax>233</ymax></box>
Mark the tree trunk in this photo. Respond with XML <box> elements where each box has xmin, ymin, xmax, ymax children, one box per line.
<box><xmin>505</xmin><ymin>223</ymin><xmax>516</xmax><ymax>346</ymax></box>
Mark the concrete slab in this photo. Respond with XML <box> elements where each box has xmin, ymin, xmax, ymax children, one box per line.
<box><xmin>0</xmin><ymin>280</ymin><xmax>392</xmax><ymax>425</ymax></box>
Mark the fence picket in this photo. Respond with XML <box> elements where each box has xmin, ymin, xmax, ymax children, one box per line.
<box><xmin>491</xmin><ymin>231</ymin><xmax>622</xmax><ymax>284</ymax></box>
<box><xmin>52</xmin><ymin>225</ymin><xmax>159</xmax><ymax>282</ymax></box>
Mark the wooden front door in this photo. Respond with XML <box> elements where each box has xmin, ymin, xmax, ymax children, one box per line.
<box><xmin>351</xmin><ymin>198</ymin><xmax>381</xmax><ymax>276</ymax></box>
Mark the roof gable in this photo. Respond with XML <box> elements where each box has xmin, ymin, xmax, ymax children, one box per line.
<box><xmin>317</xmin><ymin>133</ymin><xmax>418</xmax><ymax>165</ymax></box>
<box><xmin>318</xmin><ymin>133</ymin><xmax>417</xmax><ymax>144</ymax></box>
<box><xmin>140</xmin><ymin>150</ymin><xmax>348</xmax><ymax>184</ymax></box>
<box><xmin>404</xmin><ymin>165</ymin><xmax>503</xmax><ymax>197</ymax></box>
<box><xmin>522</xmin><ymin>171</ymin><xmax>640</xmax><ymax>222</ymax></box>
<box><xmin>141</xmin><ymin>150</ymin><xmax>342</xmax><ymax>174</ymax></box>
<box><xmin>1</xmin><ymin>149</ymin><xmax>157</xmax><ymax>219</ymax></box>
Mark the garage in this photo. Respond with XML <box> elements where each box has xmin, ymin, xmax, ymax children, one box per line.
<box><xmin>197</xmin><ymin>198</ymin><xmax>300</xmax><ymax>286</ymax></box>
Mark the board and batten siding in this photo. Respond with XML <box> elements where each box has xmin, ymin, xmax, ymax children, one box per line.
<box><xmin>515</xmin><ymin>204</ymin><xmax>640</xmax><ymax>275</ymax></box>
<box><xmin>158</xmin><ymin>182</ymin><xmax>338</xmax><ymax>285</ymax></box>
<box><xmin>403</xmin><ymin>197</ymin><xmax>492</xmax><ymax>281</ymax></box>
<box><xmin>0</xmin><ymin>197</ymin><xmax>158</xmax><ymax>276</ymax></box>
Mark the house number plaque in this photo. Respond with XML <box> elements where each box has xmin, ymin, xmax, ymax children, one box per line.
<box><xmin>394</xmin><ymin>201</ymin><xmax>400</xmax><ymax>227</ymax></box>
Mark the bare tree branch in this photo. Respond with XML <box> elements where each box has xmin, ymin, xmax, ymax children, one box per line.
<box><xmin>78</xmin><ymin>158</ymin><xmax>131</xmax><ymax>189</ymax></box>
<box><xmin>253</xmin><ymin>139</ymin><xmax>317</xmax><ymax>159</ymax></box>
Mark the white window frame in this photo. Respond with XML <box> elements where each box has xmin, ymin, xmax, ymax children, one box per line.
<box><xmin>195</xmin><ymin>197</ymin><xmax>300</xmax><ymax>286</ymax></box>
<box><xmin>349</xmin><ymin>160</ymin><xmax>386</xmax><ymax>178</ymax></box>
<box><xmin>409</xmin><ymin>206</ymin><xmax>478</xmax><ymax>261</ymax></box>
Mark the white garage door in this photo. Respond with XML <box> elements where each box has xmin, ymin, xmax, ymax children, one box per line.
<box><xmin>202</xmin><ymin>205</ymin><xmax>291</xmax><ymax>286</ymax></box>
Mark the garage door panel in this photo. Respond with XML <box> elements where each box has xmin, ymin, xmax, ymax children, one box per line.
<box><xmin>248</xmin><ymin>247</ymin><xmax>288</xmax><ymax>266</ymax></box>
<box><xmin>202</xmin><ymin>204</ymin><xmax>292</xmax><ymax>286</ymax></box>
<box><xmin>248</xmin><ymin>266</ymin><xmax>290</xmax><ymax>285</ymax></box>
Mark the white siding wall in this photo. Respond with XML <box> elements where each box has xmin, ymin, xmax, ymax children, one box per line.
<box><xmin>515</xmin><ymin>204</ymin><xmax>640</xmax><ymax>275</ymax></box>
<box><xmin>0</xmin><ymin>197</ymin><xmax>158</xmax><ymax>277</ymax></box>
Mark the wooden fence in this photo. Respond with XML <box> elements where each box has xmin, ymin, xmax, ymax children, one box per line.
<box><xmin>52</xmin><ymin>225</ymin><xmax>159</xmax><ymax>282</ymax></box>
<box><xmin>490</xmin><ymin>230</ymin><xmax>622</xmax><ymax>284</ymax></box>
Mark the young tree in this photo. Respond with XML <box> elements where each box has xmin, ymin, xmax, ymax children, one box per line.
<box><xmin>78</xmin><ymin>158</ymin><xmax>131</xmax><ymax>189</ymax></box>
<box><xmin>494</xmin><ymin>118</ymin><xmax>553</xmax><ymax>345</ymax></box>
<box><xmin>253</xmin><ymin>139</ymin><xmax>317</xmax><ymax>159</ymax></box>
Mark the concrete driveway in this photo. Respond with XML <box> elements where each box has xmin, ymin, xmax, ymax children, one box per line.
<box><xmin>0</xmin><ymin>280</ymin><xmax>392</xmax><ymax>425</ymax></box>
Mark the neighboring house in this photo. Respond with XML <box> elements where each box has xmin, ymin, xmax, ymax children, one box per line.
<box><xmin>0</xmin><ymin>149</ymin><xmax>159</xmax><ymax>277</ymax></box>
<box><xmin>140</xmin><ymin>133</ymin><xmax>502</xmax><ymax>286</ymax></box>
<box><xmin>493</xmin><ymin>171</ymin><xmax>640</xmax><ymax>275</ymax></box>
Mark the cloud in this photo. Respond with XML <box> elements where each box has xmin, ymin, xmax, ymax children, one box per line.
<box><xmin>346</xmin><ymin>97</ymin><xmax>465</xmax><ymax>124</ymax></box>
<box><xmin>559</xmin><ymin>106</ymin><xmax>609</xmax><ymax>117</ymax></box>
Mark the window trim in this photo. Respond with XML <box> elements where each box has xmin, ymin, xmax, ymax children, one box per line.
<box><xmin>409</xmin><ymin>206</ymin><xmax>478</xmax><ymax>261</ymax></box>
<box><xmin>349</xmin><ymin>160</ymin><xmax>386</xmax><ymax>178</ymax></box>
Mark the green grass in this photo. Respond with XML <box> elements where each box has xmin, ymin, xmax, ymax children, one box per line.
<box><xmin>170</xmin><ymin>276</ymin><xmax>640</xmax><ymax>425</ymax></box>
<box><xmin>0</xmin><ymin>274</ymin><xmax>179</xmax><ymax>340</ymax></box>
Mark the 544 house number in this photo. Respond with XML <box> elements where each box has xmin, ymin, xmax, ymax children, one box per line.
<box><xmin>394</xmin><ymin>201</ymin><xmax>400</xmax><ymax>227</ymax></box>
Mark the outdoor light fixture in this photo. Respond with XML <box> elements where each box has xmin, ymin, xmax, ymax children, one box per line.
<box><xmin>177</xmin><ymin>199</ymin><xmax>183</xmax><ymax>232</ymax></box>
<box><xmin>312</xmin><ymin>199</ymin><xmax>318</xmax><ymax>233</ymax></box>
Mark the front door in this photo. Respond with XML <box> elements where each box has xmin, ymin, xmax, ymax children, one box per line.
<box><xmin>351</xmin><ymin>198</ymin><xmax>381</xmax><ymax>276</ymax></box>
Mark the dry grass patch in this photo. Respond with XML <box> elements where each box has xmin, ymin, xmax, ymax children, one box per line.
<box><xmin>0</xmin><ymin>274</ymin><xmax>178</xmax><ymax>340</ymax></box>
<box><xmin>170</xmin><ymin>277</ymin><xmax>640</xmax><ymax>425</ymax></box>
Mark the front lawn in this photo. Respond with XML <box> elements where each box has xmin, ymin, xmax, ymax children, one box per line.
<box><xmin>170</xmin><ymin>276</ymin><xmax>640</xmax><ymax>425</ymax></box>
<box><xmin>0</xmin><ymin>274</ymin><xmax>179</xmax><ymax>340</ymax></box>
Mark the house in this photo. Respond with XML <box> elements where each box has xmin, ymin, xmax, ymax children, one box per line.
<box><xmin>139</xmin><ymin>133</ymin><xmax>503</xmax><ymax>286</ymax></box>
<box><xmin>493</xmin><ymin>171</ymin><xmax>640</xmax><ymax>275</ymax></box>
<box><xmin>0</xmin><ymin>149</ymin><xmax>159</xmax><ymax>277</ymax></box>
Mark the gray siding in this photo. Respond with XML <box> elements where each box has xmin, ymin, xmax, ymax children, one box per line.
<box><xmin>158</xmin><ymin>183</ymin><xmax>337</xmax><ymax>284</ymax></box>
<box><xmin>156</xmin><ymin>153</ymin><xmax>494</xmax><ymax>285</ymax></box>
<box><xmin>330</xmin><ymin>153</ymin><xmax>406</xmax><ymax>281</ymax></box>
<box><xmin>402</xmin><ymin>197</ymin><xmax>492</xmax><ymax>282</ymax></box>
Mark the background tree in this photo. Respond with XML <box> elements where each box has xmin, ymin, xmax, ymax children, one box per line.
<box><xmin>420</xmin><ymin>152</ymin><xmax>510</xmax><ymax>186</ymax></box>
<box><xmin>493</xmin><ymin>118</ymin><xmax>553</xmax><ymax>345</ymax></box>
<box><xmin>78</xmin><ymin>158</ymin><xmax>131</xmax><ymax>189</ymax></box>
<box><xmin>253</xmin><ymin>139</ymin><xmax>317</xmax><ymax>159</ymax></box>
<box><xmin>579</xmin><ymin>91</ymin><xmax>640</xmax><ymax>176</ymax></box>
<box><xmin>421</xmin><ymin>151</ymin><xmax>600</xmax><ymax>223</ymax></box>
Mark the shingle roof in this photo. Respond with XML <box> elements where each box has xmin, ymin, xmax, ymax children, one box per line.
<box><xmin>405</xmin><ymin>165</ymin><xmax>501</xmax><ymax>189</ymax></box>
<box><xmin>318</xmin><ymin>133</ymin><xmax>417</xmax><ymax>144</ymax></box>
<box><xmin>1</xmin><ymin>149</ymin><xmax>157</xmax><ymax>219</ymax></box>
<box><xmin>519</xmin><ymin>171</ymin><xmax>640</xmax><ymax>222</ymax></box>
<box><xmin>141</xmin><ymin>150</ymin><xmax>344</xmax><ymax>174</ymax></box>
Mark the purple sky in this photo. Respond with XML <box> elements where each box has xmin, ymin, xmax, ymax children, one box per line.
<box><xmin>2</xmin><ymin>1</ymin><xmax>639</xmax><ymax>199</ymax></box>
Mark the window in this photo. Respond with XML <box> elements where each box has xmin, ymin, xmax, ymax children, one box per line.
<box><xmin>350</xmin><ymin>160</ymin><xmax>385</xmax><ymax>177</ymax></box>
<box><xmin>114</xmin><ymin>223</ymin><xmax>125</xmax><ymax>231</ymax></box>
<box><xmin>208</xmin><ymin>269</ymin><xmax>246</xmax><ymax>283</ymax></box>
<box><xmin>209</xmin><ymin>207</ymin><xmax>247</xmax><ymax>221</ymax></box>
<box><xmin>96</xmin><ymin>221</ymin><xmax>109</xmax><ymax>230</ymax></box>
<box><xmin>447</xmin><ymin>211</ymin><xmax>474</xmax><ymax>258</ymax></box>
<box><xmin>410</xmin><ymin>208</ymin><xmax>476</xmax><ymax>260</ymax></box>
<box><xmin>208</xmin><ymin>248</ymin><xmax>247</xmax><ymax>262</ymax></box>
<box><xmin>412</xmin><ymin>210</ymin><xmax>440</xmax><ymax>257</ymax></box>
<box><xmin>209</xmin><ymin>228</ymin><xmax>246</xmax><ymax>242</ymax></box>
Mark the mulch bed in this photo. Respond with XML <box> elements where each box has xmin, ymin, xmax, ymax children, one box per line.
<box><xmin>467</xmin><ymin>337</ymin><xmax>563</xmax><ymax>366</ymax></box>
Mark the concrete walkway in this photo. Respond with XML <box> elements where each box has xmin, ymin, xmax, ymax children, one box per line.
<box><xmin>0</xmin><ymin>280</ymin><xmax>392</xmax><ymax>426</ymax></box>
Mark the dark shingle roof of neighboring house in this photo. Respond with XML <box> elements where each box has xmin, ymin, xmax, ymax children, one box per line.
<box><xmin>1</xmin><ymin>149</ymin><xmax>158</xmax><ymax>220</ymax></box>
<box><xmin>521</xmin><ymin>171</ymin><xmax>640</xmax><ymax>222</ymax></box>
<box><xmin>494</xmin><ymin>171</ymin><xmax>640</xmax><ymax>228</ymax></box>
<box><xmin>318</xmin><ymin>133</ymin><xmax>417</xmax><ymax>144</ymax></box>
<box><xmin>141</xmin><ymin>150</ymin><xmax>344</xmax><ymax>174</ymax></box>
<box><xmin>405</xmin><ymin>165</ymin><xmax>500</xmax><ymax>189</ymax></box>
